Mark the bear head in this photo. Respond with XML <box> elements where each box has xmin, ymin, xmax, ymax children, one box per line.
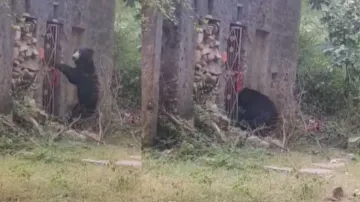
<box><xmin>71</xmin><ymin>48</ymin><xmax>95</xmax><ymax>73</ymax></box>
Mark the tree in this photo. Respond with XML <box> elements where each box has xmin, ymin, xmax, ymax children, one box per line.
<box><xmin>308</xmin><ymin>0</ymin><xmax>330</xmax><ymax>10</ymax></box>
<box><xmin>309</xmin><ymin>0</ymin><xmax>360</xmax><ymax>101</ymax></box>
<box><xmin>123</xmin><ymin>0</ymin><xmax>137</xmax><ymax>7</ymax></box>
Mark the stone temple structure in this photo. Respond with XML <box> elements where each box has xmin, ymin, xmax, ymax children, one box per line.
<box><xmin>0</xmin><ymin>0</ymin><xmax>115</xmax><ymax>116</ymax></box>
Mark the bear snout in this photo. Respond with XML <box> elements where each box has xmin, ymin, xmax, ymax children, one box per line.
<box><xmin>72</xmin><ymin>50</ymin><xmax>80</xmax><ymax>61</ymax></box>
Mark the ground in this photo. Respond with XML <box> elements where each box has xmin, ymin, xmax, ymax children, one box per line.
<box><xmin>142</xmin><ymin>147</ymin><xmax>360</xmax><ymax>202</ymax></box>
<box><xmin>0</xmin><ymin>135</ymin><xmax>141</xmax><ymax>202</ymax></box>
<box><xmin>1</xmin><ymin>137</ymin><xmax>360</xmax><ymax>202</ymax></box>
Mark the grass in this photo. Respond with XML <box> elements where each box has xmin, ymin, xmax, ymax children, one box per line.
<box><xmin>0</xmin><ymin>136</ymin><xmax>141</xmax><ymax>202</ymax></box>
<box><xmin>142</xmin><ymin>147</ymin><xmax>360</xmax><ymax>202</ymax></box>
<box><xmin>1</xmin><ymin>136</ymin><xmax>360</xmax><ymax>202</ymax></box>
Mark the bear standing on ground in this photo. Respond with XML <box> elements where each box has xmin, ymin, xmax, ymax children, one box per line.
<box><xmin>55</xmin><ymin>48</ymin><xmax>100</xmax><ymax>123</ymax></box>
<box><xmin>236</xmin><ymin>87</ymin><xmax>278</xmax><ymax>136</ymax></box>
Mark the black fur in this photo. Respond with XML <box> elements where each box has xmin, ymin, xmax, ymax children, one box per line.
<box><xmin>55</xmin><ymin>48</ymin><xmax>99</xmax><ymax>122</ymax></box>
<box><xmin>236</xmin><ymin>88</ymin><xmax>278</xmax><ymax>136</ymax></box>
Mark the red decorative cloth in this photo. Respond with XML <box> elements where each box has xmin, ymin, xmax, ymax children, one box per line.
<box><xmin>222</xmin><ymin>52</ymin><xmax>227</xmax><ymax>63</ymax></box>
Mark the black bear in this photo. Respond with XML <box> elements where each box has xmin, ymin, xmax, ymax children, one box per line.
<box><xmin>55</xmin><ymin>48</ymin><xmax>99</xmax><ymax>123</ymax></box>
<box><xmin>236</xmin><ymin>87</ymin><xmax>278</xmax><ymax>136</ymax></box>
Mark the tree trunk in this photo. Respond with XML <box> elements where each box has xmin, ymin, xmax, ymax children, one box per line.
<box><xmin>141</xmin><ymin>1</ymin><xmax>163</xmax><ymax>148</ymax></box>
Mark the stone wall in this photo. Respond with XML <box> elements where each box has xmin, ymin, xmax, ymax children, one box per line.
<box><xmin>154</xmin><ymin>0</ymin><xmax>301</xmax><ymax>124</ymax></box>
<box><xmin>6</xmin><ymin>0</ymin><xmax>115</xmax><ymax>116</ymax></box>
<box><xmin>187</xmin><ymin>0</ymin><xmax>301</xmax><ymax>113</ymax></box>
<box><xmin>157</xmin><ymin>0</ymin><xmax>301</xmax><ymax>122</ymax></box>
<box><xmin>139</xmin><ymin>0</ymin><xmax>301</xmax><ymax>146</ymax></box>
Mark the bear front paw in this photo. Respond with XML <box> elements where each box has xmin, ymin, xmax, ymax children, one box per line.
<box><xmin>54</xmin><ymin>63</ymin><xmax>63</xmax><ymax>69</ymax></box>
<box><xmin>54</xmin><ymin>64</ymin><xmax>60</xmax><ymax>69</ymax></box>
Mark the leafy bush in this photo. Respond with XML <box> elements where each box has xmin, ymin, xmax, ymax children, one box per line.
<box><xmin>113</xmin><ymin>0</ymin><xmax>141</xmax><ymax>108</ymax></box>
<box><xmin>297</xmin><ymin>0</ymin><xmax>348</xmax><ymax>115</ymax></box>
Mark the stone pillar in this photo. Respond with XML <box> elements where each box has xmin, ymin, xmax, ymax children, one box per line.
<box><xmin>0</xmin><ymin>2</ymin><xmax>13</xmax><ymax>114</ymax></box>
<box><xmin>141</xmin><ymin>2</ymin><xmax>163</xmax><ymax>147</ymax></box>
<box><xmin>159</xmin><ymin>3</ymin><xmax>195</xmax><ymax>120</ymax></box>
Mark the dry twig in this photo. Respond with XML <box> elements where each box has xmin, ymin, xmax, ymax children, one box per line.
<box><xmin>161</xmin><ymin>109</ymin><xmax>196</xmax><ymax>135</ymax></box>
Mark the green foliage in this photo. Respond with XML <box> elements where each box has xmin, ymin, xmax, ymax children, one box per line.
<box><xmin>123</xmin><ymin>0</ymin><xmax>137</xmax><ymax>7</ymax></box>
<box><xmin>114</xmin><ymin>0</ymin><xmax>192</xmax><ymax>108</ymax></box>
<box><xmin>320</xmin><ymin>0</ymin><xmax>360</xmax><ymax>99</ymax></box>
<box><xmin>297</xmin><ymin>0</ymin><xmax>345</xmax><ymax>114</ymax></box>
<box><xmin>305</xmin><ymin>0</ymin><xmax>360</xmax><ymax>105</ymax></box>
<box><xmin>114</xmin><ymin>0</ymin><xmax>141</xmax><ymax>107</ymax></box>
<box><xmin>142</xmin><ymin>0</ymin><xmax>192</xmax><ymax>24</ymax></box>
<box><xmin>298</xmin><ymin>0</ymin><xmax>360</xmax><ymax>115</ymax></box>
<box><xmin>308</xmin><ymin>0</ymin><xmax>330</xmax><ymax>10</ymax></box>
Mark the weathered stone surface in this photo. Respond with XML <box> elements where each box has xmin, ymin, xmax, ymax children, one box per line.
<box><xmin>116</xmin><ymin>160</ymin><xmax>142</xmax><ymax>168</ymax></box>
<box><xmin>81</xmin><ymin>159</ymin><xmax>142</xmax><ymax>169</ymax></box>
<box><xmin>298</xmin><ymin>168</ymin><xmax>332</xmax><ymax>175</ymax></box>
<box><xmin>11</xmin><ymin>13</ymin><xmax>40</xmax><ymax>97</ymax></box>
<box><xmin>129</xmin><ymin>155</ymin><xmax>141</xmax><ymax>160</ymax></box>
<box><xmin>264</xmin><ymin>166</ymin><xmax>294</xmax><ymax>173</ymax></box>
<box><xmin>193</xmin><ymin>20</ymin><xmax>223</xmax><ymax>100</ymax></box>
<box><xmin>207</xmin><ymin>62</ymin><xmax>222</xmax><ymax>75</ymax></box>
<box><xmin>313</xmin><ymin>163</ymin><xmax>345</xmax><ymax>169</ymax></box>
<box><xmin>329</xmin><ymin>158</ymin><xmax>346</xmax><ymax>163</ymax></box>
<box><xmin>81</xmin><ymin>159</ymin><xmax>109</xmax><ymax>166</ymax></box>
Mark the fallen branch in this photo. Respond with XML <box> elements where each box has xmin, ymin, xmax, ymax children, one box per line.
<box><xmin>97</xmin><ymin>108</ymin><xmax>104</xmax><ymax>142</ymax></box>
<box><xmin>1</xmin><ymin>118</ymin><xmax>18</xmax><ymax>133</ymax></box>
<box><xmin>53</xmin><ymin>116</ymin><xmax>81</xmax><ymax>139</ymax></box>
<box><xmin>260</xmin><ymin>136</ymin><xmax>289</xmax><ymax>152</ymax></box>
<box><xmin>161</xmin><ymin>109</ymin><xmax>196</xmax><ymax>135</ymax></box>
<box><xmin>29</xmin><ymin>117</ymin><xmax>43</xmax><ymax>136</ymax></box>
<box><xmin>81</xmin><ymin>131</ymin><xmax>106</xmax><ymax>144</ymax></box>
<box><xmin>211</xmin><ymin>121</ymin><xmax>227</xmax><ymax>143</ymax></box>
<box><xmin>281</xmin><ymin>114</ymin><xmax>287</xmax><ymax>147</ymax></box>
<box><xmin>130</xmin><ymin>129</ymin><xmax>141</xmax><ymax>145</ymax></box>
